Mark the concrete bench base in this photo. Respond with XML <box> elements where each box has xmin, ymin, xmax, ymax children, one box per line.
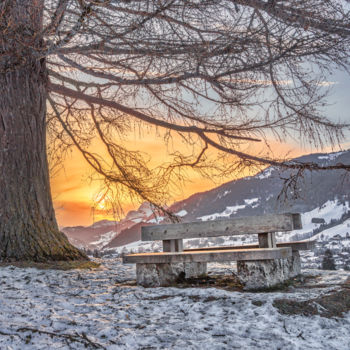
<box><xmin>237</xmin><ymin>251</ymin><xmax>301</xmax><ymax>290</ymax></box>
<box><xmin>136</xmin><ymin>262</ymin><xmax>207</xmax><ymax>287</ymax></box>
<box><xmin>135</xmin><ymin>252</ymin><xmax>301</xmax><ymax>289</ymax></box>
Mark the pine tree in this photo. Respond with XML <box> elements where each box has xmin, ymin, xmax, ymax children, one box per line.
<box><xmin>322</xmin><ymin>249</ymin><xmax>336</xmax><ymax>270</ymax></box>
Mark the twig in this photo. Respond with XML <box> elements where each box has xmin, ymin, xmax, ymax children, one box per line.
<box><xmin>16</xmin><ymin>327</ymin><xmax>106</xmax><ymax>349</ymax></box>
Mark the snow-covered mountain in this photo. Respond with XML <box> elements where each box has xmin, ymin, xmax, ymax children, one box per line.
<box><xmin>63</xmin><ymin>149</ymin><xmax>350</xmax><ymax>253</ymax></box>
<box><xmin>62</xmin><ymin>202</ymin><xmax>159</xmax><ymax>249</ymax></box>
<box><xmin>107</xmin><ymin>198</ymin><xmax>350</xmax><ymax>270</ymax></box>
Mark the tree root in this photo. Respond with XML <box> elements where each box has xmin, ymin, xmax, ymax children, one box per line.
<box><xmin>15</xmin><ymin>327</ymin><xmax>107</xmax><ymax>349</ymax></box>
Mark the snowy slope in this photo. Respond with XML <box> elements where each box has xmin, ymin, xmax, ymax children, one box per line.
<box><xmin>275</xmin><ymin>199</ymin><xmax>350</xmax><ymax>242</ymax></box>
<box><xmin>313</xmin><ymin>219</ymin><xmax>350</xmax><ymax>242</ymax></box>
<box><xmin>0</xmin><ymin>259</ymin><xmax>349</xmax><ymax>349</ymax></box>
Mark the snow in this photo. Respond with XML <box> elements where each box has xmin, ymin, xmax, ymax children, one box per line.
<box><xmin>147</xmin><ymin>216</ymin><xmax>165</xmax><ymax>224</ymax></box>
<box><xmin>124</xmin><ymin>203</ymin><xmax>154</xmax><ymax>222</ymax></box>
<box><xmin>197</xmin><ymin>204</ymin><xmax>246</xmax><ymax>221</ymax></box>
<box><xmin>90</xmin><ymin>231</ymin><xmax>117</xmax><ymax>248</ymax></box>
<box><xmin>131</xmin><ymin>218</ymin><xmax>142</xmax><ymax>223</ymax></box>
<box><xmin>110</xmin><ymin>240</ymin><xmax>161</xmax><ymax>254</ymax></box>
<box><xmin>244</xmin><ymin>197</ymin><xmax>259</xmax><ymax>205</ymax></box>
<box><xmin>0</xmin><ymin>259</ymin><xmax>349</xmax><ymax>349</ymax></box>
<box><xmin>256</xmin><ymin>167</ymin><xmax>275</xmax><ymax>179</ymax></box>
<box><xmin>197</xmin><ymin>198</ymin><xmax>260</xmax><ymax>221</ymax></box>
<box><xmin>302</xmin><ymin>200</ymin><xmax>349</xmax><ymax>229</ymax></box>
<box><xmin>216</xmin><ymin>190</ymin><xmax>231</xmax><ymax>200</ymax></box>
<box><xmin>317</xmin><ymin>151</ymin><xmax>346</xmax><ymax>161</ymax></box>
<box><xmin>313</xmin><ymin>219</ymin><xmax>350</xmax><ymax>241</ymax></box>
<box><xmin>277</xmin><ymin>199</ymin><xmax>350</xmax><ymax>242</ymax></box>
<box><xmin>175</xmin><ymin>209</ymin><xmax>188</xmax><ymax>217</ymax></box>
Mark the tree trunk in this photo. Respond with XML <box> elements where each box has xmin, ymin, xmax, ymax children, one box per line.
<box><xmin>0</xmin><ymin>0</ymin><xmax>87</xmax><ymax>262</ymax></box>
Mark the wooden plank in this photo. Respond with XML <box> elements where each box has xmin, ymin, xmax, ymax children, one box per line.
<box><xmin>163</xmin><ymin>239</ymin><xmax>175</xmax><ymax>252</ymax></box>
<box><xmin>183</xmin><ymin>240</ymin><xmax>316</xmax><ymax>252</ymax></box>
<box><xmin>292</xmin><ymin>213</ymin><xmax>303</xmax><ymax>230</ymax></box>
<box><xmin>176</xmin><ymin>239</ymin><xmax>183</xmax><ymax>252</ymax></box>
<box><xmin>163</xmin><ymin>239</ymin><xmax>183</xmax><ymax>252</ymax></box>
<box><xmin>141</xmin><ymin>213</ymin><xmax>302</xmax><ymax>241</ymax></box>
<box><xmin>123</xmin><ymin>247</ymin><xmax>292</xmax><ymax>264</ymax></box>
<box><xmin>258</xmin><ymin>232</ymin><xmax>276</xmax><ymax>248</ymax></box>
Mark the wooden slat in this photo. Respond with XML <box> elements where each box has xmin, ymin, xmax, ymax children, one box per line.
<box><xmin>258</xmin><ymin>232</ymin><xmax>276</xmax><ymax>248</ymax></box>
<box><xmin>141</xmin><ymin>213</ymin><xmax>302</xmax><ymax>241</ymax></box>
<box><xmin>163</xmin><ymin>239</ymin><xmax>183</xmax><ymax>252</ymax></box>
<box><xmin>123</xmin><ymin>247</ymin><xmax>292</xmax><ymax>264</ymax></box>
<box><xmin>183</xmin><ymin>240</ymin><xmax>316</xmax><ymax>252</ymax></box>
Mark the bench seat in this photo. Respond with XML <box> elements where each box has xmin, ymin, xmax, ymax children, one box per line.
<box><xmin>183</xmin><ymin>240</ymin><xmax>315</xmax><ymax>253</ymax></box>
<box><xmin>123</xmin><ymin>247</ymin><xmax>292</xmax><ymax>264</ymax></box>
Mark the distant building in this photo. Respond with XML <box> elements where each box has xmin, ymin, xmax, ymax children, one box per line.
<box><xmin>331</xmin><ymin>234</ymin><xmax>343</xmax><ymax>241</ymax></box>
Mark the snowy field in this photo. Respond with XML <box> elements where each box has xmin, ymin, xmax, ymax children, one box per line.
<box><xmin>0</xmin><ymin>258</ymin><xmax>350</xmax><ymax>350</ymax></box>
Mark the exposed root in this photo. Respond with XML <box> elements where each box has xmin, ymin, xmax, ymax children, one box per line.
<box><xmin>0</xmin><ymin>260</ymin><xmax>100</xmax><ymax>270</ymax></box>
<box><xmin>16</xmin><ymin>327</ymin><xmax>106</xmax><ymax>349</ymax></box>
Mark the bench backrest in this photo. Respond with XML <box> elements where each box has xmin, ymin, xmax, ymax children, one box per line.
<box><xmin>141</xmin><ymin>213</ymin><xmax>302</xmax><ymax>241</ymax></box>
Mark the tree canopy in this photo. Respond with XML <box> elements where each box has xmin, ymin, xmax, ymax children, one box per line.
<box><xmin>3</xmin><ymin>0</ymin><xmax>350</xmax><ymax>217</ymax></box>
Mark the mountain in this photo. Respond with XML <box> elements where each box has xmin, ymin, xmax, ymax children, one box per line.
<box><xmin>62</xmin><ymin>150</ymin><xmax>350</xmax><ymax>250</ymax></box>
<box><xmin>105</xmin><ymin>149</ymin><xmax>350</xmax><ymax>248</ymax></box>
<box><xmin>62</xmin><ymin>202</ymin><xmax>161</xmax><ymax>249</ymax></box>
<box><xmin>167</xmin><ymin>150</ymin><xmax>350</xmax><ymax>221</ymax></box>
<box><xmin>62</xmin><ymin>220</ymin><xmax>119</xmax><ymax>249</ymax></box>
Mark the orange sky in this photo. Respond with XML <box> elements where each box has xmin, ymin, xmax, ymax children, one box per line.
<box><xmin>51</xmin><ymin>132</ymin><xmax>220</xmax><ymax>227</ymax></box>
<box><xmin>49</xmin><ymin>67</ymin><xmax>350</xmax><ymax>228</ymax></box>
<box><xmin>50</xmin><ymin>127</ymin><xmax>317</xmax><ymax>227</ymax></box>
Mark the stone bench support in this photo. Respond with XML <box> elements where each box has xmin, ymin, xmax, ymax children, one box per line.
<box><xmin>237</xmin><ymin>251</ymin><xmax>301</xmax><ymax>290</ymax></box>
<box><xmin>132</xmin><ymin>250</ymin><xmax>301</xmax><ymax>289</ymax></box>
<box><xmin>136</xmin><ymin>262</ymin><xmax>207</xmax><ymax>287</ymax></box>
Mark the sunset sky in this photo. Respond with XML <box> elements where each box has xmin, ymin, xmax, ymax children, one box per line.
<box><xmin>51</xmin><ymin>70</ymin><xmax>350</xmax><ymax>228</ymax></box>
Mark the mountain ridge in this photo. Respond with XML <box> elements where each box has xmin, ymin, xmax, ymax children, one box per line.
<box><xmin>61</xmin><ymin>149</ymin><xmax>350</xmax><ymax>249</ymax></box>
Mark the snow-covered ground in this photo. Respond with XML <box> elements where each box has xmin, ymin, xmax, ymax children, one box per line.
<box><xmin>0</xmin><ymin>258</ymin><xmax>349</xmax><ymax>350</ymax></box>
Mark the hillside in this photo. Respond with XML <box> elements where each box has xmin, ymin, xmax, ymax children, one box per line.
<box><xmin>105</xmin><ymin>150</ymin><xmax>350</xmax><ymax>249</ymax></box>
<box><xmin>62</xmin><ymin>150</ymin><xmax>350</xmax><ymax>252</ymax></box>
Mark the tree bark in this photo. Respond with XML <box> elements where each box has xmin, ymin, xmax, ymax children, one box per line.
<box><xmin>0</xmin><ymin>0</ymin><xmax>87</xmax><ymax>262</ymax></box>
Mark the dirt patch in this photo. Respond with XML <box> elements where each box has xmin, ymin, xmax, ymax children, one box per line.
<box><xmin>117</xmin><ymin>274</ymin><xmax>325</xmax><ymax>292</ymax></box>
<box><xmin>174</xmin><ymin>274</ymin><xmax>326</xmax><ymax>293</ymax></box>
<box><xmin>252</xmin><ymin>300</ymin><xmax>266</xmax><ymax>307</ymax></box>
<box><xmin>174</xmin><ymin>274</ymin><xmax>244</xmax><ymax>291</ymax></box>
<box><xmin>0</xmin><ymin>260</ymin><xmax>100</xmax><ymax>270</ymax></box>
<box><xmin>273</xmin><ymin>289</ymin><xmax>350</xmax><ymax>318</ymax></box>
<box><xmin>143</xmin><ymin>295</ymin><xmax>174</xmax><ymax>301</ymax></box>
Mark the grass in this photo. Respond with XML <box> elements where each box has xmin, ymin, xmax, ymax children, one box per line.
<box><xmin>0</xmin><ymin>260</ymin><xmax>101</xmax><ymax>270</ymax></box>
<box><xmin>273</xmin><ymin>288</ymin><xmax>350</xmax><ymax>318</ymax></box>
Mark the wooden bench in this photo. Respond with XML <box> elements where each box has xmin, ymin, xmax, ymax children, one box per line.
<box><xmin>123</xmin><ymin>213</ymin><xmax>315</xmax><ymax>289</ymax></box>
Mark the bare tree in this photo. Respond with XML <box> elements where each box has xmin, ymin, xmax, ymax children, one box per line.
<box><xmin>1</xmin><ymin>0</ymin><xmax>350</xmax><ymax>262</ymax></box>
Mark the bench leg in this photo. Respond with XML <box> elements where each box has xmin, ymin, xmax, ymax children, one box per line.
<box><xmin>237</xmin><ymin>251</ymin><xmax>301</xmax><ymax>290</ymax></box>
<box><xmin>288</xmin><ymin>251</ymin><xmax>301</xmax><ymax>277</ymax></box>
<box><xmin>136</xmin><ymin>262</ymin><xmax>207</xmax><ymax>287</ymax></box>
